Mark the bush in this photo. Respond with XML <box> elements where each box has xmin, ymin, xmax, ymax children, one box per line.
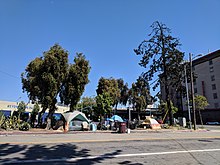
<box><xmin>0</xmin><ymin>112</ymin><xmax>5</xmax><ymax>128</ymax></box>
<box><xmin>19</xmin><ymin>122</ymin><xmax>30</xmax><ymax>131</ymax></box>
<box><xmin>2</xmin><ymin>116</ymin><xmax>19</xmax><ymax>131</ymax></box>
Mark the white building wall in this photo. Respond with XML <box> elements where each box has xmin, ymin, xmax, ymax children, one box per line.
<box><xmin>0</xmin><ymin>100</ymin><xmax>69</xmax><ymax>114</ymax></box>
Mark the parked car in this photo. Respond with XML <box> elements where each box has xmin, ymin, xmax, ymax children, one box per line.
<box><xmin>206</xmin><ymin>121</ymin><xmax>220</xmax><ymax>125</ymax></box>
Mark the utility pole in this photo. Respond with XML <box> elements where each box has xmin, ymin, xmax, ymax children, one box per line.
<box><xmin>184</xmin><ymin>64</ymin><xmax>192</xmax><ymax>129</ymax></box>
<box><xmin>189</xmin><ymin>53</ymin><xmax>196</xmax><ymax>130</ymax></box>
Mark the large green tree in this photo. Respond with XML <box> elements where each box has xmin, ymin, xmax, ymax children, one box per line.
<box><xmin>96</xmin><ymin>77</ymin><xmax>120</xmax><ymax>108</ymax></box>
<box><xmin>134</xmin><ymin>21</ymin><xmax>184</xmax><ymax>125</ymax></box>
<box><xmin>22</xmin><ymin>44</ymin><xmax>69</xmax><ymax>129</ymax></box>
<box><xmin>128</xmin><ymin>76</ymin><xmax>152</xmax><ymax>121</ymax></box>
<box><xmin>95</xmin><ymin>92</ymin><xmax>113</xmax><ymax>121</ymax></box>
<box><xmin>60</xmin><ymin>53</ymin><xmax>91</xmax><ymax>111</ymax></box>
<box><xmin>116</xmin><ymin>79</ymin><xmax>129</xmax><ymax>109</ymax></box>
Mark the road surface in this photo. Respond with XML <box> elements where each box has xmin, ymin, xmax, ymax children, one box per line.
<box><xmin>1</xmin><ymin>130</ymin><xmax>220</xmax><ymax>164</ymax></box>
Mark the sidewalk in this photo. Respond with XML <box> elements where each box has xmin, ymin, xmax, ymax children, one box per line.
<box><xmin>0</xmin><ymin>127</ymin><xmax>209</xmax><ymax>135</ymax></box>
<box><xmin>1</xmin><ymin>127</ymin><xmax>220</xmax><ymax>145</ymax></box>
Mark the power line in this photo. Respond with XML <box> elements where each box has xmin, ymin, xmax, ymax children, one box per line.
<box><xmin>0</xmin><ymin>69</ymin><xmax>20</xmax><ymax>79</ymax></box>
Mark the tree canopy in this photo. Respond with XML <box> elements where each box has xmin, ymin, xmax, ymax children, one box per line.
<box><xmin>128</xmin><ymin>75</ymin><xmax>152</xmax><ymax>121</ymax></box>
<box><xmin>60</xmin><ymin>53</ymin><xmax>91</xmax><ymax>111</ymax></box>
<box><xmin>22</xmin><ymin>44</ymin><xmax>90</xmax><ymax>128</ymax></box>
<box><xmin>17</xmin><ymin>101</ymin><xmax>26</xmax><ymax>117</ymax></box>
<box><xmin>95</xmin><ymin>92</ymin><xmax>113</xmax><ymax>119</ymax></box>
<box><xmin>134</xmin><ymin>21</ymin><xmax>184</xmax><ymax>125</ymax></box>
<box><xmin>194</xmin><ymin>94</ymin><xmax>209</xmax><ymax>125</ymax></box>
<box><xmin>96</xmin><ymin>77</ymin><xmax>120</xmax><ymax>108</ymax></box>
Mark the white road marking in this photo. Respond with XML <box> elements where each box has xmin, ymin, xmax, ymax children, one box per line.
<box><xmin>4</xmin><ymin>148</ymin><xmax>220</xmax><ymax>164</ymax></box>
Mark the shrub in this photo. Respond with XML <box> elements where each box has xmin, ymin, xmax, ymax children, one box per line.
<box><xmin>0</xmin><ymin>112</ymin><xmax>5</xmax><ymax>128</ymax></box>
<box><xmin>19</xmin><ymin>122</ymin><xmax>30</xmax><ymax>131</ymax></box>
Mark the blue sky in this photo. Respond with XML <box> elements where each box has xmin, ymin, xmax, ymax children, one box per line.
<box><xmin>0</xmin><ymin>0</ymin><xmax>220</xmax><ymax>103</ymax></box>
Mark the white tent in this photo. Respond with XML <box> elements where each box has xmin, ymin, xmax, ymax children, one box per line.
<box><xmin>62</xmin><ymin>111</ymin><xmax>90</xmax><ymax>131</ymax></box>
<box><xmin>62</xmin><ymin>111</ymin><xmax>90</xmax><ymax>123</ymax></box>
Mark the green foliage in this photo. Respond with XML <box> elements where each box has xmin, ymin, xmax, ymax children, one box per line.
<box><xmin>19</xmin><ymin>122</ymin><xmax>30</xmax><ymax>131</ymax></box>
<box><xmin>22</xmin><ymin>44</ymin><xmax>69</xmax><ymax>128</ymax></box>
<box><xmin>17</xmin><ymin>101</ymin><xmax>26</xmax><ymax>115</ymax></box>
<box><xmin>128</xmin><ymin>75</ymin><xmax>152</xmax><ymax>120</ymax></box>
<box><xmin>2</xmin><ymin>116</ymin><xmax>19</xmax><ymax>131</ymax></box>
<box><xmin>22</xmin><ymin>44</ymin><xmax>91</xmax><ymax>128</ymax></box>
<box><xmin>0</xmin><ymin>111</ymin><xmax>5</xmax><ymax>128</ymax></box>
<box><xmin>194</xmin><ymin>94</ymin><xmax>209</xmax><ymax>125</ymax></box>
<box><xmin>95</xmin><ymin>93</ymin><xmax>113</xmax><ymax>117</ymax></box>
<box><xmin>96</xmin><ymin>77</ymin><xmax>120</xmax><ymax>107</ymax></box>
<box><xmin>0</xmin><ymin>113</ymin><xmax>31</xmax><ymax>131</ymax></box>
<box><xmin>30</xmin><ymin>103</ymin><xmax>40</xmax><ymax>128</ymax></box>
<box><xmin>194</xmin><ymin>94</ymin><xmax>209</xmax><ymax>110</ymax></box>
<box><xmin>77</xmin><ymin>96</ymin><xmax>96</xmax><ymax>119</ymax></box>
<box><xmin>32</xmin><ymin>103</ymin><xmax>40</xmax><ymax>115</ymax></box>
<box><xmin>159</xmin><ymin>101</ymin><xmax>178</xmax><ymax>115</ymax></box>
<box><xmin>60</xmin><ymin>53</ymin><xmax>91</xmax><ymax>111</ymax></box>
<box><xmin>116</xmin><ymin>79</ymin><xmax>129</xmax><ymax>107</ymax></box>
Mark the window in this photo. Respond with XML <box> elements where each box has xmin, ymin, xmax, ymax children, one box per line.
<box><xmin>209</xmin><ymin>60</ymin><xmax>213</xmax><ymax>65</ymax></box>
<box><xmin>214</xmin><ymin>103</ymin><xmax>219</xmax><ymax>108</ymax></box>
<box><xmin>213</xmin><ymin>93</ymin><xmax>218</xmax><ymax>99</ymax></box>
<box><xmin>194</xmin><ymin>88</ymin><xmax>197</xmax><ymax>93</ymax></box>
<box><xmin>210</xmin><ymin>66</ymin><xmax>214</xmax><ymax>73</ymax></box>
<box><xmin>212</xmin><ymin>84</ymin><xmax>216</xmax><ymax>90</ymax></box>
<box><xmin>211</xmin><ymin>75</ymin><xmax>215</xmax><ymax>81</ymax></box>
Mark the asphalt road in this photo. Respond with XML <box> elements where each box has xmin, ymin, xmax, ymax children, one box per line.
<box><xmin>200</xmin><ymin>124</ymin><xmax>220</xmax><ymax>131</ymax></box>
<box><xmin>1</xmin><ymin>130</ymin><xmax>220</xmax><ymax>165</ymax></box>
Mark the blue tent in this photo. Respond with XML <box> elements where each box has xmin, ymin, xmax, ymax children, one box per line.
<box><xmin>109</xmin><ymin>115</ymin><xmax>123</xmax><ymax>122</ymax></box>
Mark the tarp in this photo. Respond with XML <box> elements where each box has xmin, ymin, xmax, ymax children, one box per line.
<box><xmin>109</xmin><ymin>115</ymin><xmax>124</xmax><ymax>122</ymax></box>
<box><xmin>62</xmin><ymin>111</ymin><xmax>90</xmax><ymax>123</ymax></box>
<box><xmin>142</xmin><ymin>116</ymin><xmax>161</xmax><ymax>129</ymax></box>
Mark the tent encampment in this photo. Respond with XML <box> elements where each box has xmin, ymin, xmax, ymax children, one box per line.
<box><xmin>141</xmin><ymin>116</ymin><xmax>161</xmax><ymax>129</ymax></box>
<box><xmin>62</xmin><ymin>111</ymin><xmax>90</xmax><ymax>131</ymax></box>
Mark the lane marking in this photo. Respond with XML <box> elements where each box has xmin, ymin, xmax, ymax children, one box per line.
<box><xmin>3</xmin><ymin>148</ymin><xmax>220</xmax><ymax>164</ymax></box>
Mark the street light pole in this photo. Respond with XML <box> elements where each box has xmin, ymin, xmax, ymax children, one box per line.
<box><xmin>189</xmin><ymin>53</ymin><xmax>196</xmax><ymax>130</ymax></box>
<box><xmin>184</xmin><ymin>64</ymin><xmax>192</xmax><ymax>129</ymax></box>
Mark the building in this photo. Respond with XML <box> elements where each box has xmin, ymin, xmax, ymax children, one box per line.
<box><xmin>193</xmin><ymin>49</ymin><xmax>220</xmax><ymax>109</ymax></box>
<box><xmin>191</xmin><ymin>50</ymin><xmax>220</xmax><ymax>123</ymax></box>
<box><xmin>161</xmin><ymin>49</ymin><xmax>220</xmax><ymax>123</ymax></box>
<box><xmin>0</xmin><ymin>100</ymin><xmax>69</xmax><ymax>121</ymax></box>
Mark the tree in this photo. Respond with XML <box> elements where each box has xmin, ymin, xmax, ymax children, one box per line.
<box><xmin>30</xmin><ymin>103</ymin><xmax>40</xmax><ymax>127</ymax></box>
<box><xmin>116</xmin><ymin>79</ymin><xmax>129</xmax><ymax>109</ymax></box>
<box><xmin>17</xmin><ymin>101</ymin><xmax>26</xmax><ymax>120</ymax></box>
<box><xmin>158</xmin><ymin>101</ymin><xmax>178</xmax><ymax>124</ymax></box>
<box><xmin>77</xmin><ymin>96</ymin><xmax>96</xmax><ymax>120</ymax></box>
<box><xmin>194</xmin><ymin>94</ymin><xmax>209</xmax><ymax>125</ymax></box>
<box><xmin>134</xmin><ymin>21</ymin><xmax>184</xmax><ymax>125</ymax></box>
<box><xmin>22</xmin><ymin>44</ymin><xmax>69</xmax><ymax>129</ymax></box>
<box><xmin>60</xmin><ymin>53</ymin><xmax>91</xmax><ymax>111</ymax></box>
<box><xmin>96</xmin><ymin>77</ymin><xmax>120</xmax><ymax>108</ymax></box>
<box><xmin>128</xmin><ymin>76</ymin><xmax>152</xmax><ymax>121</ymax></box>
<box><xmin>95</xmin><ymin>92</ymin><xmax>113</xmax><ymax>122</ymax></box>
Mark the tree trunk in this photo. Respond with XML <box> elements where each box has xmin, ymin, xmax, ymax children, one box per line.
<box><xmin>46</xmin><ymin>101</ymin><xmax>57</xmax><ymax>130</ymax></box>
<box><xmin>114</xmin><ymin>103</ymin><xmax>118</xmax><ymax>115</ymax></box>
<box><xmin>38</xmin><ymin>106</ymin><xmax>47</xmax><ymax>127</ymax></box>
<box><xmin>137</xmin><ymin>110</ymin><xmax>140</xmax><ymax>122</ymax></box>
<box><xmin>160</xmin><ymin>22</ymin><xmax>173</xmax><ymax>126</ymax></box>
<box><xmin>198</xmin><ymin>109</ymin><xmax>203</xmax><ymax>126</ymax></box>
